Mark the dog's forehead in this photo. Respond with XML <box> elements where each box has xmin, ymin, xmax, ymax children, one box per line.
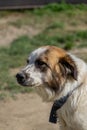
<box><xmin>28</xmin><ymin>46</ymin><xmax>67</xmax><ymax>64</ymax></box>
<box><xmin>29</xmin><ymin>47</ymin><xmax>48</xmax><ymax>63</ymax></box>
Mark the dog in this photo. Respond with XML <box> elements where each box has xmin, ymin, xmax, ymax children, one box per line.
<box><xmin>16</xmin><ymin>46</ymin><xmax>87</xmax><ymax>130</ymax></box>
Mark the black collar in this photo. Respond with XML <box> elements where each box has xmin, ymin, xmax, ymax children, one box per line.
<box><xmin>49</xmin><ymin>93</ymin><xmax>70</xmax><ymax>123</ymax></box>
<box><xmin>49</xmin><ymin>83</ymin><xmax>82</xmax><ymax>124</ymax></box>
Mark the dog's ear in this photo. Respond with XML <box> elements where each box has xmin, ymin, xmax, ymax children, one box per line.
<box><xmin>59</xmin><ymin>54</ymin><xmax>78</xmax><ymax>80</ymax></box>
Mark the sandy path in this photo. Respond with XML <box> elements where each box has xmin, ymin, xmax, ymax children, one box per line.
<box><xmin>0</xmin><ymin>93</ymin><xmax>59</xmax><ymax>130</ymax></box>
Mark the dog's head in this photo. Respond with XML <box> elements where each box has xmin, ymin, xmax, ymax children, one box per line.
<box><xmin>16</xmin><ymin>46</ymin><xmax>77</xmax><ymax>101</ymax></box>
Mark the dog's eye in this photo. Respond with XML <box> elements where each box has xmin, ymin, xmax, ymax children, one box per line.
<box><xmin>35</xmin><ymin>60</ymin><xmax>47</xmax><ymax>71</ymax></box>
<box><xmin>35</xmin><ymin>60</ymin><xmax>45</xmax><ymax>67</ymax></box>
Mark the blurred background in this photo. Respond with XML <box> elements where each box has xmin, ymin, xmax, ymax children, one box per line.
<box><xmin>0</xmin><ymin>1</ymin><xmax>87</xmax><ymax>130</ymax></box>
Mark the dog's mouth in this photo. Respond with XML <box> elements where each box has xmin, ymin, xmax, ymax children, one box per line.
<box><xmin>16</xmin><ymin>73</ymin><xmax>41</xmax><ymax>87</ymax></box>
<box><xmin>19</xmin><ymin>82</ymin><xmax>40</xmax><ymax>87</ymax></box>
<box><xmin>17</xmin><ymin>80</ymin><xmax>29</xmax><ymax>87</ymax></box>
<box><xmin>16</xmin><ymin>72</ymin><xmax>43</xmax><ymax>89</ymax></box>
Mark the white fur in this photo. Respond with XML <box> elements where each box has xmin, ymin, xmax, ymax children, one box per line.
<box><xmin>22</xmin><ymin>47</ymin><xmax>48</xmax><ymax>86</ymax></box>
<box><xmin>19</xmin><ymin>47</ymin><xmax>87</xmax><ymax>130</ymax></box>
<box><xmin>29</xmin><ymin>47</ymin><xmax>48</xmax><ymax>64</ymax></box>
<box><xmin>34</xmin><ymin>53</ymin><xmax>87</xmax><ymax>130</ymax></box>
<box><xmin>57</xmin><ymin>55</ymin><xmax>87</xmax><ymax>130</ymax></box>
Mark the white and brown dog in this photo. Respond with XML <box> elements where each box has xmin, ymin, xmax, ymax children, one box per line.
<box><xmin>16</xmin><ymin>46</ymin><xmax>87</xmax><ymax>130</ymax></box>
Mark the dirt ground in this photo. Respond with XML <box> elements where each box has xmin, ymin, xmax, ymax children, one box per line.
<box><xmin>0</xmin><ymin>93</ymin><xmax>59</xmax><ymax>130</ymax></box>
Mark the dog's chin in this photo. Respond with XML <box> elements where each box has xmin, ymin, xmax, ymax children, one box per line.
<box><xmin>34</xmin><ymin>85</ymin><xmax>56</xmax><ymax>102</ymax></box>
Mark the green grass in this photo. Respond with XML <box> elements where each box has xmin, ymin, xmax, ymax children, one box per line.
<box><xmin>45</xmin><ymin>22</ymin><xmax>65</xmax><ymax>30</ymax></box>
<box><xmin>32</xmin><ymin>3</ymin><xmax>87</xmax><ymax>15</ymax></box>
<box><xmin>0</xmin><ymin>36</ymin><xmax>34</xmax><ymax>94</ymax></box>
<box><xmin>7</xmin><ymin>3</ymin><xmax>87</xmax><ymax>29</ymax></box>
<box><xmin>0</xmin><ymin>3</ymin><xmax>87</xmax><ymax>98</ymax></box>
<box><xmin>0</xmin><ymin>30</ymin><xmax>87</xmax><ymax>94</ymax></box>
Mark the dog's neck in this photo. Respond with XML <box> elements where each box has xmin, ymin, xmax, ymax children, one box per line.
<box><xmin>49</xmin><ymin>81</ymin><xmax>83</xmax><ymax>123</ymax></box>
<box><xmin>52</xmin><ymin>55</ymin><xmax>87</xmax><ymax>126</ymax></box>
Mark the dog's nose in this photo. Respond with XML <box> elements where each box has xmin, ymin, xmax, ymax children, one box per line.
<box><xmin>16</xmin><ymin>73</ymin><xmax>25</xmax><ymax>83</ymax></box>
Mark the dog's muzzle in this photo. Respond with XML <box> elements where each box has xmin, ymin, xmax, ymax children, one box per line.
<box><xmin>16</xmin><ymin>73</ymin><xmax>26</xmax><ymax>85</ymax></box>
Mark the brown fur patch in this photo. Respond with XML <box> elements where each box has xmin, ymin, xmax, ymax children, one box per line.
<box><xmin>38</xmin><ymin>46</ymin><xmax>77</xmax><ymax>91</ymax></box>
<box><xmin>38</xmin><ymin>46</ymin><xmax>68</xmax><ymax>91</ymax></box>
